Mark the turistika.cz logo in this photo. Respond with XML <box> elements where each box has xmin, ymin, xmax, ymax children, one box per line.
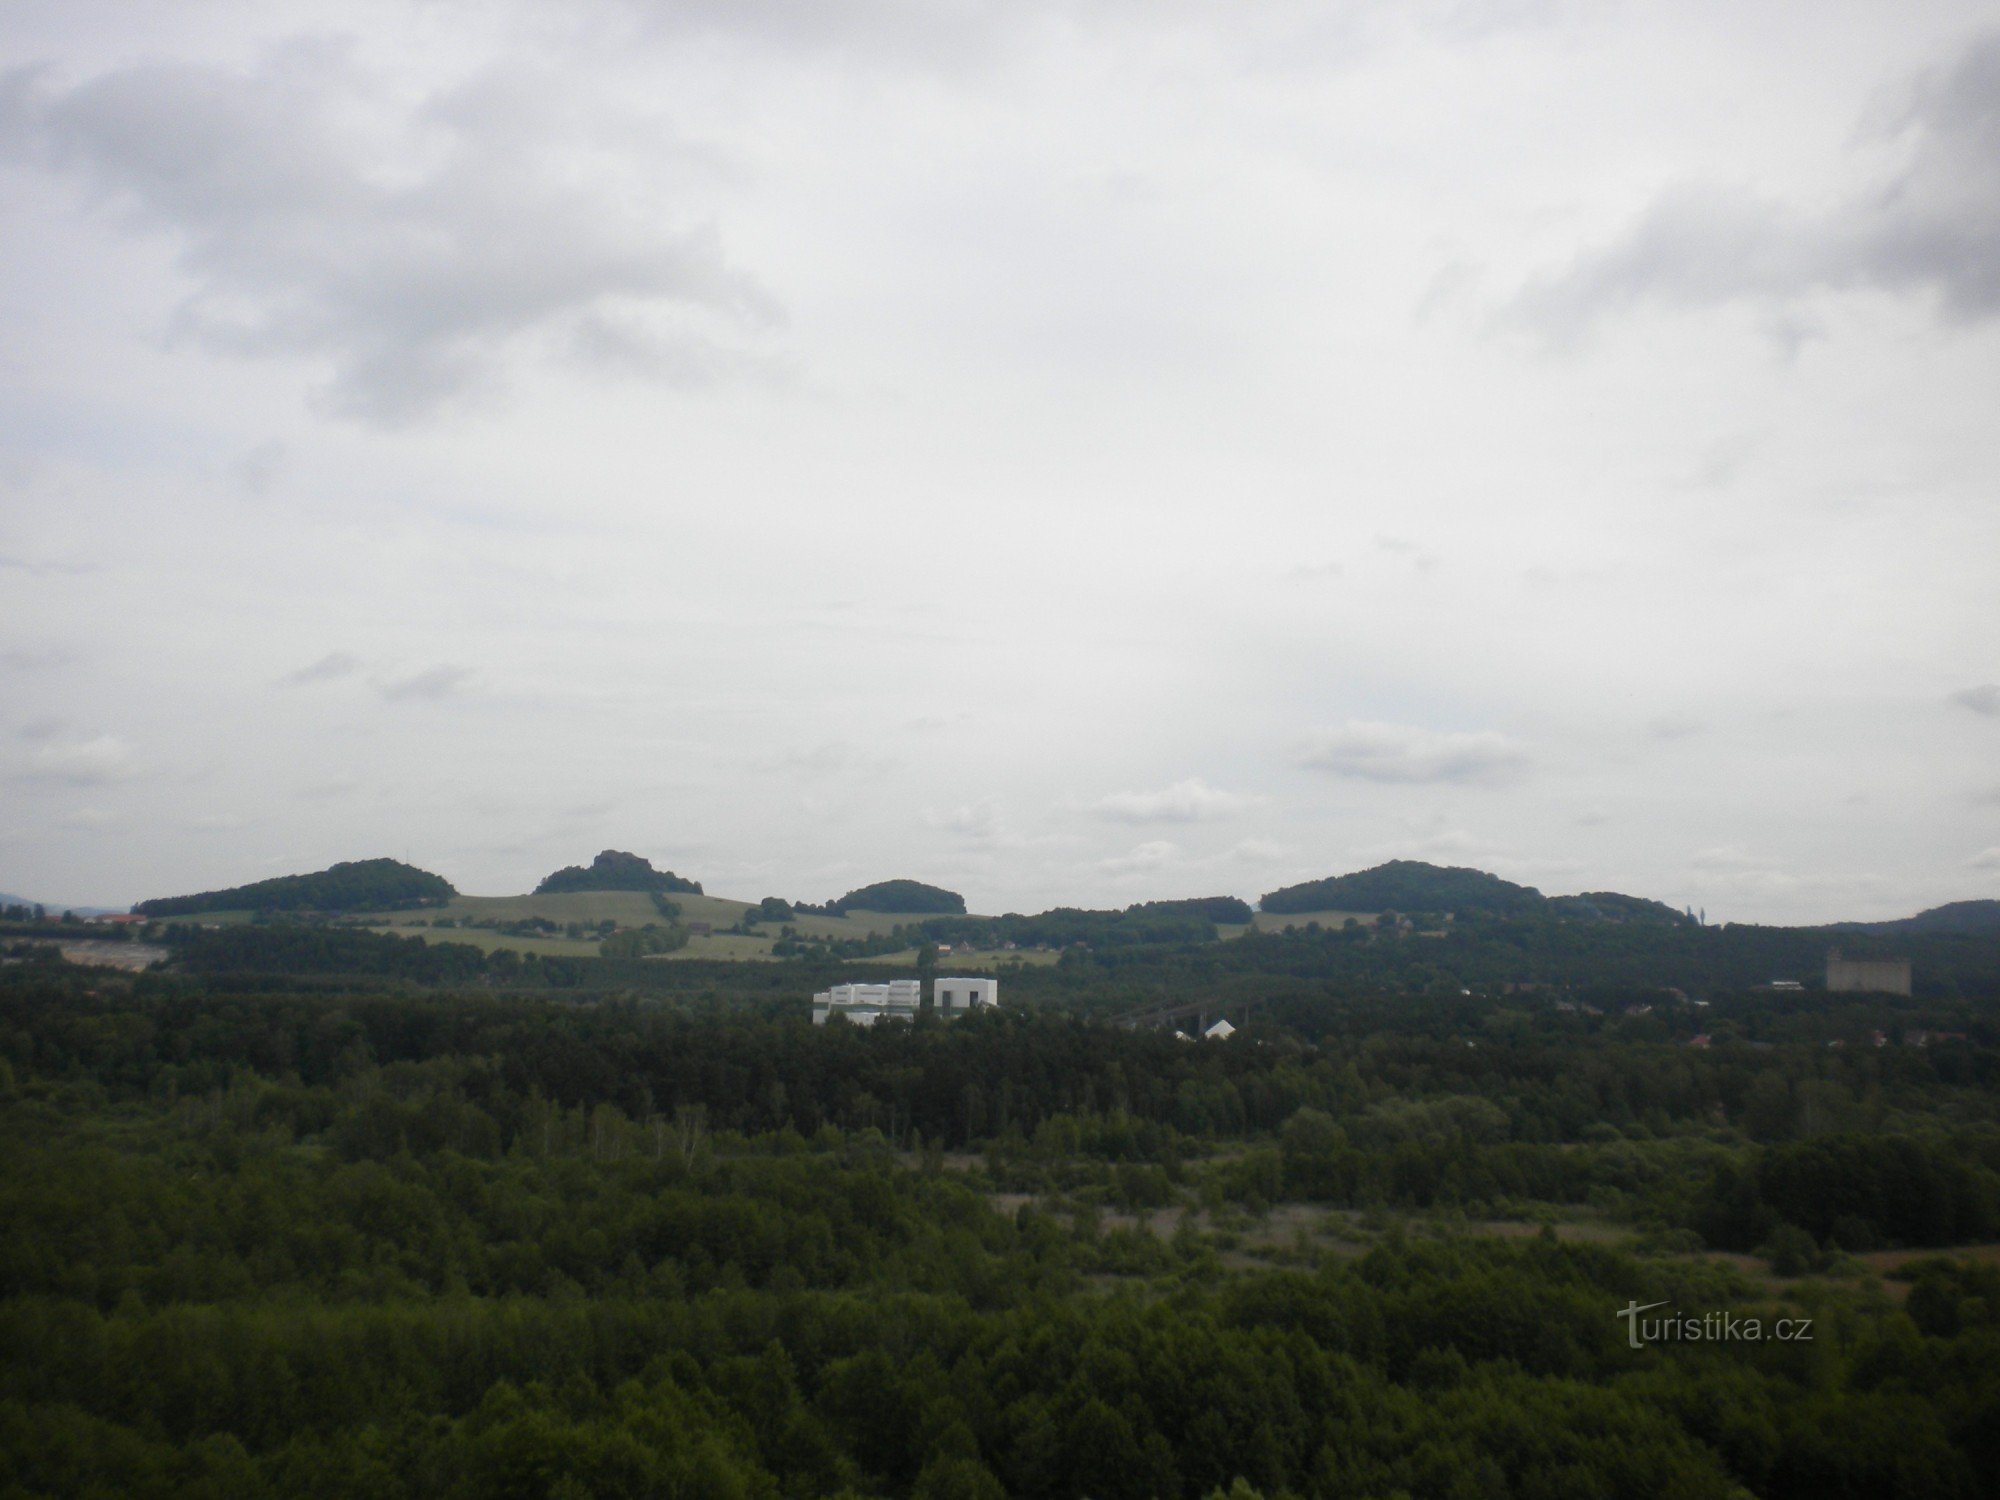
<box><xmin>1615</xmin><ymin>1300</ymin><xmax>1813</xmax><ymax>1349</ymax></box>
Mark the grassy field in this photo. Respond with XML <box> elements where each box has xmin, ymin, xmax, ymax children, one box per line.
<box><xmin>354</xmin><ymin>892</ymin><xmax>977</xmax><ymax>961</ymax></box>
<box><xmin>359</xmin><ymin>894</ymin><xmax>953</xmax><ymax>937</ymax></box>
<box><xmin>364</xmin><ymin>922</ymin><xmax>784</xmax><ymax>962</ymax></box>
<box><xmin>775</xmin><ymin>907</ymin><xmax>957</xmax><ymax>938</ymax></box>
<box><xmin>357</xmin><ymin>891</ymin><xmax>754</xmax><ymax>927</ymax></box>
<box><xmin>670</xmin><ymin>933</ymin><xmax>778</xmax><ymax>961</ymax></box>
<box><xmin>266</xmin><ymin>889</ymin><xmax>1107</xmax><ymax>969</ymax></box>
<box><xmin>1235</xmin><ymin>909</ymin><xmax>1377</xmax><ymax>934</ymax></box>
<box><xmin>365</xmin><ymin>925</ymin><xmax>603</xmax><ymax>958</ymax></box>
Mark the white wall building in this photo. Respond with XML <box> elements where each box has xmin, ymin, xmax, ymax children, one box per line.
<box><xmin>812</xmin><ymin>979</ymin><xmax>922</xmax><ymax>1027</ymax></box>
<box><xmin>812</xmin><ymin>976</ymin><xmax>999</xmax><ymax>1025</ymax></box>
<box><xmin>933</xmin><ymin>976</ymin><xmax>999</xmax><ymax>1016</ymax></box>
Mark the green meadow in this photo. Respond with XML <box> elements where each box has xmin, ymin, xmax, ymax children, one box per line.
<box><xmin>356</xmin><ymin>893</ymin><xmax>983</xmax><ymax>963</ymax></box>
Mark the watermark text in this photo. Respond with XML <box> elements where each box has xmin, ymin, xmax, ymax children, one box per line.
<box><xmin>1616</xmin><ymin>1300</ymin><xmax>1812</xmax><ymax>1349</ymax></box>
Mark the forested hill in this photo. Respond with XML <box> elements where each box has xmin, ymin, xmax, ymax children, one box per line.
<box><xmin>1261</xmin><ymin>860</ymin><xmax>1547</xmax><ymax>916</ymax></box>
<box><xmin>134</xmin><ymin>858</ymin><xmax>454</xmax><ymax>917</ymax></box>
<box><xmin>1260</xmin><ymin>861</ymin><xmax>1692</xmax><ymax>926</ymax></box>
<box><xmin>1836</xmin><ymin>899</ymin><xmax>2000</xmax><ymax>936</ymax></box>
<box><xmin>828</xmin><ymin>879</ymin><xmax>966</xmax><ymax>914</ymax></box>
<box><xmin>534</xmin><ymin>850</ymin><xmax>703</xmax><ymax>895</ymax></box>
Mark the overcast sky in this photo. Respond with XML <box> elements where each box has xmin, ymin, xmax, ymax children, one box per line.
<box><xmin>4</xmin><ymin>0</ymin><xmax>1999</xmax><ymax>920</ymax></box>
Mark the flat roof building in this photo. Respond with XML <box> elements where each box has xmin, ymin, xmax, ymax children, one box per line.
<box><xmin>812</xmin><ymin>980</ymin><xmax>922</xmax><ymax>1027</ymax></box>
<box><xmin>933</xmin><ymin>976</ymin><xmax>999</xmax><ymax>1016</ymax></box>
<box><xmin>1826</xmin><ymin>950</ymin><xmax>1912</xmax><ymax>996</ymax></box>
<box><xmin>812</xmin><ymin>976</ymin><xmax>999</xmax><ymax>1025</ymax></box>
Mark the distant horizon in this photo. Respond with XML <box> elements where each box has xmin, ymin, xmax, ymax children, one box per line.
<box><xmin>7</xmin><ymin>851</ymin><xmax>1988</xmax><ymax>930</ymax></box>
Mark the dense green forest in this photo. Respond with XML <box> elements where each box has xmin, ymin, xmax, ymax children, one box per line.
<box><xmin>2</xmin><ymin>954</ymin><xmax>1997</xmax><ymax>1498</ymax></box>
<box><xmin>124</xmin><ymin>896</ymin><xmax>2000</xmax><ymax>1008</ymax></box>
<box><xmin>1130</xmin><ymin>898</ymin><xmax>1256</xmax><ymax>926</ymax></box>
<box><xmin>134</xmin><ymin>859</ymin><xmax>456</xmax><ymax>917</ymax></box>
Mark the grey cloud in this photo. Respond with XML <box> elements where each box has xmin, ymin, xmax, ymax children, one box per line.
<box><xmin>1647</xmin><ymin>713</ymin><xmax>1705</xmax><ymax>741</ymax></box>
<box><xmin>0</xmin><ymin>552</ymin><xmax>92</xmax><ymax>577</ymax></box>
<box><xmin>773</xmin><ymin>741</ymin><xmax>855</xmax><ymax>777</ymax></box>
<box><xmin>233</xmin><ymin>440</ymin><xmax>286</xmax><ymax>497</ymax></box>
<box><xmin>1680</xmin><ymin>432</ymin><xmax>1761</xmax><ymax>489</ymax></box>
<box><xmin>1391</xmin><ymin>827</ymin><xmax>1488</xmax><ymax>861</ymax></box>
<box><xmin>283</xmin><ymin>651</ymin><xmax>361</xmax><ymax>686</ymax></box>
<box><xmin>1298</xmin><ymin>721</ymin><xmax>1530</xmax><ymax>786</ymax></box>
<box><xmin>6</xmin><ymin>46</ymin><xmax>778</xmax><ymax>425</ymax></box>
<box><xmin>1093</xmin><ymin>777</ymin><xmax>1257</xmax><ymax>823</ymax></box>
<box><xmin>1514</xmin><ymin>30</ymin><xmax>2000</xmax><ymax>338</ymax></box>
<box><xmin>1968</xmin><ymin>846</ymin><xmax>2000</xmax><ymax>870</ymax></box>
<box><xmin>563</xmin><ymin>313</ymin><xmax>787</xmax><ymax>389</ymax></box>
<box><xmin>617</xmin><ymin>0</ymin><xmax>1506</xmax><ymax>78</ymax></box>
<box><xmin>1950</xmin><ymin>683</ymin><xmax>2000</xmax><ymax>716</ymax></box>
<box><xmin>1226</xmin><ymin>839</ymin><xmax>1290</xmax><ymax>863</ymax></box>
<box><xmin>1689</xmin><ymin>845</ymin><xmax>1777</xmax><ymax>875</ymax></box>
<box><xmin>926</xmin><ymin>802</ymin><xmax>1004</xmax><ymax>839</ymax></box>
<box><xmin>625</xmin><ymin>0</ymin><xmax>1013</xmax><ymax>66</ymax></box>
<box><xmin>377</xmin><ymin>664</ymin><xmax>474</xmax><ymax>701</ymax></box>
<box><xmin>1513</xmin><ymin>184</ymin><xmax>1818</xmax><ymax>341</ymax></box>
<box><xmin>20</xmin><ymin>734</ymin><xmax>138</xmax><ymax>785</ymax></box>
<box><xmin>1098</xmin><ymin>839</ymin><xmax>1180</xmax><ymax>875</ymax></box>
<box><xmin>185</xmin><ymin>812</ymin><xmax>249</xmax><ymax>830</ymax></box>
<box><xmin>767</xmin><ymin>741</ymin><xmax>900</xmax><ymax>780</ymax></box>
<box><xmin>1285</xmin><ymin>559</ymin><xmax>1344</xmax><ymax>582</ymax></box>
<box><xmin>296</xmin><ymin>778</ymin><xmax>362</xmax><ymax>801</ymax></box>
<box><xmin>1374</xmin><ymin>535</ymin><xmax>1440</xmax><ymax>572</ymax></box>
<box><xmin>619</xmin><ymin>0</ymin><xmax>1227</xmax><ymax>72</ymax></box>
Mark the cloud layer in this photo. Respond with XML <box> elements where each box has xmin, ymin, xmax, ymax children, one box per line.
<box><xmin>1297</xmin><ymin>723</ymin><xmax>1531</xmax><ymax>787</ymax></box>
<box><xmin>1</xmin><ymin>3</ymin><xmax>1997</xmax><ymax>921</ymax></box>
<box><xmin>3</xmin><ymin>46</ymin><xmax>775</xmax><ymax>423</ymax></box>
<box><xmin>1514</xmin><ymin>30</ymin><xmax>2000</xmax><ymax>339</ymax></box>
<box><xmin>1093</xmin><ymin>777</ymin><xmax>1256</xmax><ymax>823</ymax></box>
<box><xmin>20</xmin><ymin>734</ymin><xmax>138</xmax><ymax>785</ymax></box>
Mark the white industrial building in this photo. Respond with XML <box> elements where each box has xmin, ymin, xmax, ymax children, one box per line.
<box><xmin>933</xmin><ymin>976</ymin><xmax>1000</xmax><ymax>1016</ymax></box>
<box><xmin>812</xmin><ymin>980</ymin><xmax>921</xmax><ymax>1027</ymax></box>
<box><xmin>812</xmin><ymin>976</ymin><xmax>999</xmax><ymax>1025</ymax></box>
